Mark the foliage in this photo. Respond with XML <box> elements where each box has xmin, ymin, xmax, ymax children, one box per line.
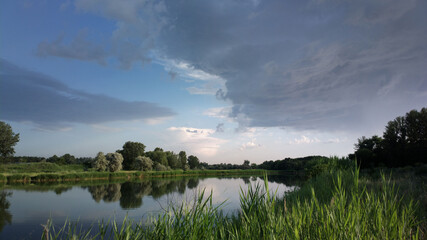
<box><xmin>105</xmin><ymin>153</ymin><xmax>124</xmax><ymax>172</ymax></box>
<box><xmin>132</xmin><ymin>156</ymin><xmax>153</xmax><ymax>171</ymax></box>
<box><xmin>166</xmin><ymin>151</ymin><xmax>181</xmax><ymax>169</ymax></box>
<box><xmin>242</xmin><ymin>160</ymin><xmax>251</xmax><ymax>169</ymax></box>
<box><xmin>0</xmin><ymin>121</ymin><xmax>20</xmax><ymax>161</ymax></box>
<box><xmin>154</xmin><ymin>163</ymin><xmax>169</xmax><ymax>171</ymax></box>
<box><xmin>47</xmin><ymin>154</ymin><xmax>77</xmax><ymax>165</ymax></box>
<box><xmin>146</xmin><ymin>149</ymin><xmax>168</xmax><ymax>167</ymax></box>
<box><xmin>119</xmin><ymin>141</ymin><xmax>146</xmax><ymax>170</ymax></box>
<box><xmin>178</xmin><ymin>151</ymin><xmax>187</xmax><ymax>170</ymax></box>
<box><xmin>92</xmin><ymin>152</ymin><xmax>108</xmax><ymax>172</ymax></box>
<box><xmin>353</xmin><ymin>107</ymin><xmax>427</xmax><ymax>168</ymax></box>
<box><xmin>187</xmin><ymin>155</ymin><xmax>200</xmax><ymax>169</ymax></box>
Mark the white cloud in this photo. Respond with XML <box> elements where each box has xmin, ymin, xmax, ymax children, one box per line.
<box><xmin>167</xmin><ymin>127</ymin><xmax>227</xmax><ymax>157</ymax></box>
<box><xmin>144</xmin><ymin>116</ymin><xmax>172</xmax><ymax>125</ymax></box>
<box><xmin>203</xmin><ymin>107</ymin><xmax>232</xmax><ymax>120</ymax></box>
<box><xmin>240</xmin><ymin>138</ymin><xmax>261</xmax><ymax>150</ymax></box>
<box><xmin>289</xmin><ymin>135</ymin><xmax>320</xmax><ymax>145</ymax></box>
<box><xmin>154</xmin><ymin>57</ymin><xmax>227</xmax><ymax>95</ymax></box>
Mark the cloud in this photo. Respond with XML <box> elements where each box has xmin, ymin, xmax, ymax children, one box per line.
<box><xmin>240</xmin><ymin>138</ymin><xmax>261</xmax><ymax>151</ymax></box>
<box><xmin>155</xmin><ymin>57</ymin><xmax>226</xmax><ymax>95</ymax></box>
<box><xmin>42</xmin><ymin>0</ymin><xmax>427</xmax><ymax>132</ymax></box>
<box><xmin>203</xmin><ymin>107</ymin><xmax>232</xmax><ymax>120</ymax></box>
<box><xmin>37</xmin><ymin>30</ymin><xmax>108</xmax><ymax>65</ymax></box>
<box><xmin>167</xmin><ymin>127</ymin><xmax>227</xmax><ymax>157</ymax></box>
<box><xmin>288</xmin><ymin>136</ymin><xmax>320</xmax><ymax>145</ymax></box>
<box><xmin>215</xmin><ymin>123</ymin><xmax>224</xmax><ymax>133</ymax></box>
<box><xmin>0</xmin><ymin>59</ymin><xmax>175</xmax><ymax>130</ymax></box>
<box><xmin>158</xmin><ymin>0</ymin><xmax>427</xmax><ymax>131</ymax></box>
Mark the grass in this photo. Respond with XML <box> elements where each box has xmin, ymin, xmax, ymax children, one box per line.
<box><xmin>41</xmin><ymin>167</ymin><xmax>423</xmax><ymax>239</ymax></box>
<box><xmin>0</xmin><ymin>162</ymin><xmax>84</xmax><ymax>174</ymax></box>
<box><xmin>0</xmin><ymin>163</ymin><xmax>267</xmax><ymax>183</ymax></box>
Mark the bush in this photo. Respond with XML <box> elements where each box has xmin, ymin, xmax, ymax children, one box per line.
<box><xmin>92</xmin><ymin>152</ymin><xmax>108</xmax><ymax>172</ymax></box>
<box><xmin>154</xmin><ymin>163</ymin><xmax>168</xmax><ymax>171</ymax></box>
<box><xmin>132</xmin><ymin>156</ymin><xmax>153</xmax><ymax>171</ymax></box>
<box><xmin>106</xmin><ymin>153</ymin><xmax>124</xmax><ymax>172</ymax></box>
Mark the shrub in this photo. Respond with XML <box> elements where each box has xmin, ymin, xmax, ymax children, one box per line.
<box><xmin>92</xmin><ymin>152</ymin><xmax>108</xmax><ymax>172</ymax></box>
<box><xmin>132</xmin><ymin>156</ymin><xmax>153</xmax><ymax>171</ymax></box>
<box><xmin>106</xmin><ymin>153</ymin><xmax>124</xmax><ymax>172</ymax></box>
<box><xmin>154</xmin><ymin>163</ymin><xmax>168</xmax><ymax>171</ymax></box>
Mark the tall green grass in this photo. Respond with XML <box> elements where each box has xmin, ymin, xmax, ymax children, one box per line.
<box><xmin>41</xmin><ymin>167</ymin><xmax>422</xmax><ymax>239</ymax></box>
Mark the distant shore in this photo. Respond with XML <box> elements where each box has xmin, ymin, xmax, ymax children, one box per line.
<box><xmin>0</xmin><ymin>168</ymin><xmax>301</xmax><ymax>184</ymax></box>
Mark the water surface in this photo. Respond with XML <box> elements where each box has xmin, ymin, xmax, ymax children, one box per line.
<box><xmin>0</xmin><ymin>175</ymin><xmax>301</xmax><ymax>239</ymax></box>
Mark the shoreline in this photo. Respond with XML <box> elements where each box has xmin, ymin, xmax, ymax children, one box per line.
<box><xmin>0</xmin><ymin>169</ymin><xmax>302</xmax><ymax>184</ymax></box>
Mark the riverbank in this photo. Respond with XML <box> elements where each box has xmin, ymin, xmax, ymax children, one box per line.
<box><xmin>40</xmin><ymin>167</ymin><xmax>424</xmax><ymax>239</ymax></box>
<box><xmin>0</xmin><ymin>168</ymin><xmax>276</xmax><ymax>184</ymax></box>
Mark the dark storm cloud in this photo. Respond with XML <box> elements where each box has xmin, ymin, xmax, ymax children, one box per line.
<box><xmin>41</xmin><ymin>0</ymin><xmax>427</xmax><ymax>131</ymax></box>
<box><xmin>0</xmin><ymin>59</ymin><xmax>175</xmax><ymax>130</ymax></box>
<box><xmin>158</xmin><ymin>0</ymin><xmax>427</xmax><ymax>131</ymax></box>
<box><xmin>37</xmin><ymin>30</ymin><xmax>108</xmax><ymax>65</ymax></box>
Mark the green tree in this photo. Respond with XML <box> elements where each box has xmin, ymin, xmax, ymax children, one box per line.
<box><xmin>178</xmin><ymin>151</ymin><xmax>187</xmax><ymax>170</ymax></box>
<box><xmin>0</xmin><ymin>121</ymin><xmax>19</xmax><ymax>162</ymax></box>
<box><xmin>166</xmin><ymin>151</ymin><xmax>180</xmax><ymax>169</ymax></box>
<box><xmin>92</xmin><ymin>152</ymin><xmax>108</xmax><ymax>171</ymax></box>
<box><xmin>120</xmin><ymin>141</ymin><xmax>146</xmax><ymax>170</ymax></box>
<box><xmin>354</xmin><ymin>135</ymin><xmax>384</xmax><ymax>168</ymax></box>
<box><xmin>61</xmin><ymin>153</ymin><xmax>76</xmax><ymax>164</ymax></box>
<box><xmin>146</xmin><ymin>148</ymin><xmax>168</xmax><ymax>167</ymax></box>
<box><xmin>383</xmin><ymin>116</ymin><xmax>407</xmax><ymax>166</ymax></box>
<box><xmin>132</xmin><ymin>156</ymin><xmax>153</xmax><ymax>171</ymax></box>
<box><xmin>242</xmin><ymin>160</ymin><xmax>250</xmax><ymax>169</ymax></box>
<box><xmin>187</xmin><ymin>155</ymin><xmax>200</xmax><ymax>169</ymax></box>
<box><xmin>106</xmin><ymin>152</ymin><xmax>124</xmax><ymax>172</ymax></box>
<box><xmin>154</xmin><ymin>162</ymin><xmax>168</xmax><ymax>171</ymax></box>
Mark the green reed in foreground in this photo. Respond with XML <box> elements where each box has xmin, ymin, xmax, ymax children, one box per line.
<box><xmin>42</xmin><ymin>168</ymin><xmax>422</xmax><ymax>240</ymax></box>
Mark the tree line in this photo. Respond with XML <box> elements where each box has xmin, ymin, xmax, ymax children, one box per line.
<box><xmin>91</xmin><ymin>141</ymin><xmax>200</xmax><ymax>172</ymax></box>
<box><xmin>351</xmin><ymin>107</ymin><xmax>427</xmax><ymax>168</ymax></box>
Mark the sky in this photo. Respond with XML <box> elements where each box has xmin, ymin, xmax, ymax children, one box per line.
<box><xmin>1</xmin><ymin>0</ymin><xmax>426</xmax><ymax>164</ymax></box>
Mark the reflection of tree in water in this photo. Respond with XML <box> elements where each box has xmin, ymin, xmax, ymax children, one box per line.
<box><xmin>177</xmin><ymin>179</ymin><xmax>188</xmax><ymax>194</ymax></box>
<box><xmin>266</xmin><ymin>175</ymin><xmax>305</xmax><ymax>187</ymax></box>
<box><xmin>87</xmin><ymin>184</ymin><xmax>121</xmax><ymax>203</ymax></box>
<box><xmin>0</xmin><ymin>191</ymin><xmax>12</xmax><ymax>232</ymax></box>
<box><xmin>54</xmin><ymin>187</ymin><xmax>73</xmax><ymax>195</ymax></box>
<box><xmin>187</xmin><ymin>179</ymin><xmax>199</xmax><ymax>189</ymax></box>
<box><xmin>241</xmin><ymin>177</ymin><xmax>251</xmax><ymax>184</ymax></box>
<box><xmin>119</xmin><ymin>181</ymin><xmax>151</xmax><ymax>209</ymax></box>
<box><xmin>86</xmin><ymin>178</ymin><xmax>201</xmax><ymax>209</ymax></box>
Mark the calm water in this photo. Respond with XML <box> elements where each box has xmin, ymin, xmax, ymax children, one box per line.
<box><xmin>0</xmin><ymin>175</ymin><xmax>301</xmax><ymax>239</ymax></box>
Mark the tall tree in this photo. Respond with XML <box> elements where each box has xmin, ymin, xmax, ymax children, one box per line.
<box><xmin>146</xmin><ymin>148</ymin><xmax>168</xmax><ymax>167</ymax></box>
<box><xmin>187</xmin><ymin>155</ymin><xmax>200</xmax><ymax>169</ymax></box>
<box><xmin>178</xmin><ymin>151</ymin><xmax>187</xmax><ymax>169</ymax></box>
<box><xmin>120</xmin><ymin>141</ymin><xmax>146</xmax><ymax>170</ymax></box>
<box><xmin>0</xmin><ymin>121</ymin><xmax>20</xmax><ymax>162</ymax></box>
<box><xmin>354</xmin><ymin>135</ymin><xmax>384</xmax><ymax>168</ymax></box>
<box><xmin>166</xmin><ymin>151</ymin><xmax>180</xmax><ymax>169</ymax></box>
<box><xmin>242</xmin><ymin>160</ymin><xmax>251</xmax><ymax>169</ymax></box>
